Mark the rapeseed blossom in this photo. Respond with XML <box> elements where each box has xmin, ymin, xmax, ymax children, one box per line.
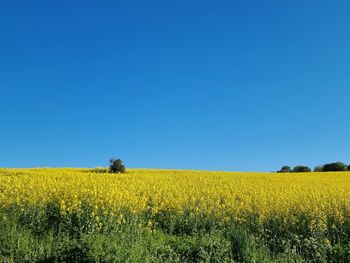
<box><xmin>0</xmin><ymin>168</ymin><xmax>349</xmax><ymax>230</ymax></box>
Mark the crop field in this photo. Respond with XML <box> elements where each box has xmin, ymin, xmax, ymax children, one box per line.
<box><xmin>1</xmin><ymin>168</ymin><xmax>350</xmax><ymax>262</ymax></box>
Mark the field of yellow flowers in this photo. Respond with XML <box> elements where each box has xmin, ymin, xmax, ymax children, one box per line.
<box><xmin>1</xmin><ymin>168</ymin><xmax>350</xmax><ymax>262</ymax></box>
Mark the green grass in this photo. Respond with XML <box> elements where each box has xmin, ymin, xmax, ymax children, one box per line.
<box><xmin>1</xmin><ymin>205</ymin><xmax>341</xmax><ymax>263</ymax></box>
<box><xmin>0</xmin><ymin>218</ymin><xmax>293</xmax><ymax>263</ymax></box>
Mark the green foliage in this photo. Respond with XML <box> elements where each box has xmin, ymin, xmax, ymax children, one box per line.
<box><xmin>1</xmin><ymin>205</ymin><xmax>350</xmax><ymax>262</ymax></box>
<box><xmin>330</xmin><ymin>243</ymin><xmax>350</xmax><ymax>262</ymax></box>
<box><xmin>322</xmin><ymin>162</ymin><xmax>348</xmax><ymax>172</ymax></box>
<box><xmin>278</xmin><ymin>162</ymin><xmax>350</xmax><ymax>173</ymax></box>
<box><xmin>87</xmin><ymin>168</ymin><xmax>109</xmax><ymax>173</ymax></box>
<box><xmin>109</xmin><ymin>159</ymin><xmax>126</xmax><ymax>174</ymax></box>
<box><xmin>278</xmin><ymin>166</ymin><xmax>292</xmax><ymax>173</ymax></box>
<box><xmin>313</xmin><ymin>165</ymin><xmax>324</xmax><ymax>172</ymax></box>
<box><xmin>293</xmin><ymin>166</ymin><xmax>311</xmax><ymax>173</ymax></box>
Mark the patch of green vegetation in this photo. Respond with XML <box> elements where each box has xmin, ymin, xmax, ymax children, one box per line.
<box><xmin>2</xmin><ymin>206</ymin><xmax>345</xmax><ymax>262</ymax></box>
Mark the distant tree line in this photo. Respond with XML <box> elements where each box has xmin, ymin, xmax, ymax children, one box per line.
<box><xmin>277</xmin><ymin>162</ymin><xmax>350</xmax><ymax>173</ymax></box>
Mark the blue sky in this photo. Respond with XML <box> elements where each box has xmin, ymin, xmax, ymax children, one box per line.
<box><xmin>1</xmin><ymin>1</ymin><xmax>349</xmax><ymax>171</ymax></box>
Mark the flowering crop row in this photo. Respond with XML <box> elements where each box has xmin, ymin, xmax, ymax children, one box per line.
<box><xmin>1</xmin><ymin>168</ymin><xmax>349</xmax><ymax>227</ymax></box>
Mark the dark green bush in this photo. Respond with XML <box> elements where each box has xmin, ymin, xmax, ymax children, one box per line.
<box><xmin>293</xmin><ymin>166</ymin><xmax>311</xmax><ymax>173</ymax></box>
<box><xmin>322</xmin><ymin>162</ymin><xmax>348</xmax><ymax>172</ymax></box>
<box><xmin>109</xmin><ymin>159</ymin><xmax>126</xmax><ymax>174</ymax></box>
<box><xmin>278</xmin><ymin>166</ymin><xmax>292</xmax><ymax>173</ymax></box>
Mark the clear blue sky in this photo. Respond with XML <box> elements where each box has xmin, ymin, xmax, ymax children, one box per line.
<box><xmin>1</xmin><ymin>1</ymin><xmax>349</xmax><ymax>171</ymax></box>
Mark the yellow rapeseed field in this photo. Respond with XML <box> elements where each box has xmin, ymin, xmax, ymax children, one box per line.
<box><xmin>0</xmin><ymin>168</ymin><xmax>350</xmax><ymax>226</ymax></box>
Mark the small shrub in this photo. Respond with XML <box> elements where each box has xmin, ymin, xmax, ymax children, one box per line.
<box><xmin>109</xmin><ymin>159</ymin><xmax>126</xmax><ymax>174</ymax></box>
<box><xmin>88</xmin><ymin>168</ymin><xmax>108</xmax><ymax>173</ymax></box>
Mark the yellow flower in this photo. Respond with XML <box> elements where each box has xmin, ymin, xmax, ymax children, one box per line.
<box><xmin>0</xmin><ymin>167</ymin><xmax>349</xmax><ymax>231</ymax></box>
